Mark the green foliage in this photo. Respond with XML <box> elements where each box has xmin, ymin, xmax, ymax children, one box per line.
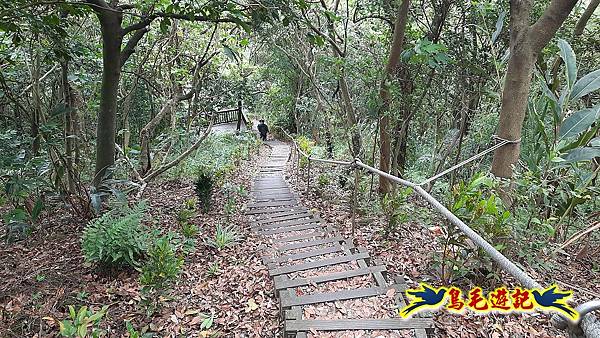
<box><xmin>81</xmin><ymin>201</ymin><xmax>149</xmax><ymax>268</ymax></box>
<box><xmin>317</xmin><ymin>173</ymin><xmax>330</xmax><ymax>187</ymax></box>
<box><xmin>0</xmin><ymin>130</ymin><xmax>47</xmax><ymax>240</ymax></box>
<box><xmin>46</xmin><ymin>305</ymin><xmax>108</xmax><ymax>338</ymax></box>
<box><xmin>205</xmin><ymin>224</ymin><xmax>240</xmax><ymax>250</ymax></box>
<box><xmin>206</xmin><ymin>262</ymin><xmax>221</xmax><ymax>277</ymax></box>
<box><xmin>296</xmin><ymin>135</ymin><xmax>313</xmax><ymax>167</ymax></box>
<box><xmin>139</xmin><ymin>236</ymin><xmax>184</xmax><ymax>291</ymax></box>
<box><xmin>177</xmin><ymin>198</ymin><xmax>199</xmax><ymax>238</ymax></box>
<box><xmin>434</xmin><ymin>173</ymin><xmax>512</xmax><ymax>285</ymax></box>
<box><xmin>380</xmin><ymin>187</ymin><xmax>413</xmax><ymax>235</ymax></box>
<box><xmin>181</xmin><ymin>222</ymin><xmax>199</xmax><ymax>238</ymax></box>
<box><xmin>125</xmin><ymin>321</ymin><xmax>154</xmax><ymax>338</ymax></box>
<box><xmin>195</xmin><ymin>169</ymin><xmax>214</xmax><ymax>213</ymax></box>
<box><xmin>224</xmin><ymin>196</ymin><xmax>237</xmax><ymax>219</ymax></box>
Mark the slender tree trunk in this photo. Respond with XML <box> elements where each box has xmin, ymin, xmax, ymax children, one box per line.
<box><xmin>93</xmin><ymin>10</ymin><xmax>123</xmax><ymax>186</ymax></box>
<box><xmin>378</xmin><ymin>0</ymin><xmax>410</xmax><ymax>194</ymax></box>
<box><xmin>61</xmin><ymin>61</ymin><xmax>77</xmax><ymax>193</ymax></box>
<box><xmin>491</xmin><ymin>0</ymin><xmax>578</xmax><ymax>178</ymax></box>
<box><xmin>573</xmin><ymin>0</ymin><xmax>599</xmax><ymax>36</ymax></box>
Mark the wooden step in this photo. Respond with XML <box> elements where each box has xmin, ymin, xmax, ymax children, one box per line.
<box><xmin>254</xmin><ymin>212</ymin><xmax>313</xmax><ymax>225</ymax></box>
<box><xmin>273</xmin><ymin>265</ymin><xmax>386</xmax><ymax>290</ymax></box>
<box><xmin>252</xmin><ymin>216</ymin><xmax>317</xmax><ymax>230</ymax></box>
<box><xmin>280</xmin><ymin>285</ymin><xmax>402</xmax><ymax>307</ymax></box>
<box><xmin>284</xmin><ymin>318</ymin><xmax>434</xmax><ymax>332</ymax></box>
<box><xmin>265</xmin><ymin>244</ymin><xmax>343</xmax><ymax>265</ymax></box>
<box><xmin>260</xmin><ymin>222</ymin><xmax>323</xmax><ymax>235</ymax></box>
<box><xmin>277</xmin><ymin>236</ymin><xmax>343</xmax><ymax>252</ymax></box>
<box><xmin>269</xmin><ymin>252</ymin><xmax>370</xmax><ymax>276</ymax></box>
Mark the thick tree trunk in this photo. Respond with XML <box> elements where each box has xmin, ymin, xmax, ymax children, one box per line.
<box><xmin>491</xmin><ymin>0</ymin><xmax>578</xmax><ymax>178</ymax></box>
<box><xmin>93</xmin><ymin>10</ymin><xmax>123</xmax><ymax>186</ymax></box>
<box><xmin>378</xmin><ymin>0</ymin><xmax>410</xmax><ymax>194</ymax></box>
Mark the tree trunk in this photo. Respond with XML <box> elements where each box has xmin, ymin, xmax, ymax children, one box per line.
<box><xmin>491</xmin><ymin>0</ymin><xmax>578</xmax><ymax>178</ymax></box>
<box><xmin>573</xmin><ymin>0</ymin><xmax>599</xmax><ymax>36</ymax></box>
<box><xmin>378</xmin><ymin>0</ymin><xmax>410</xmax><ymax>194</ymax></box>
<box><xmin>93</xmin><ymin>10</ymin><xmax>123</xmax><ymax>186</ymax></box>
<box><xmin>61</xmin><ymin>61</ymin><xmax>77</xmax><ymax>193</ymax></box>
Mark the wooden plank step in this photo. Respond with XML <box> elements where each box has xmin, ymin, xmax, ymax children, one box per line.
<box><xmin>277</xmin><ymin>236</ymin><xmax>343</xmax><ymax>252</ymax></box>
<box><xmin>252</xmin><ymin>217</ymin><xmax>319</xmax><ymax>230</ymax></box>
<box><xmin>269</xmin><ymin>252</ymin><xmax>370</xmax><ymax>276</ymax></box>
<box><xmin>266</xmin><ymin>244</ymin><xmax>342</xmax><ymax>265</ymax></box>
<box><xmin>273</xmin><ymin>265</ymin><xmax>386</xmax><ymax>290</ymax></box>
<box><xmin>281</xmin><ymin>285</ymin><xmax>403</xmax><ymax>307</ymax></box>
<box><xmin>248</xmin><ymin>200</ymin><xmax>299</xmax><ymax>208</ymax></box>
<box><xmin>253</xmin><ymin>210</ymin><xmax>311</xmax><ymax>222</ymax></box>
<box><xmin>255</xmin><ymin>212</ymin><xmax>313</xmax><ymax>225</ymax></box>
<box><xmin>260</xmin><ymin>222</ymin><xmax>323</xmax><ymax>235</ymax></box>
<box><xmin>271</xmin><ymin>231</ymin><xmax>327</xmax><ymax>244</ymax></box>
<box><xmin>245</xmin><ymin>206</ymin><xmax>305</xmax><ymax>215</ymax></box>
<box><xmin>285</xmin><ymin>318</ymin><xmax>433</xmax><ymax>332</ymax></box>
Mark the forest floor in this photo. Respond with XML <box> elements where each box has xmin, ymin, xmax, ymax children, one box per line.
<box><xmin>0</xmin><ymin>143</ymin><xmax>281</xmax><ymax>337</ymax></box>
<box><xmin>290</xmin><ymin>155</ymin><xmax>600</xmax><ymax>338</ymax></box>
<box><xmin>1</xmin><ymin>139</ymin><xmax>598</xmax><ymax>338</ymax></box>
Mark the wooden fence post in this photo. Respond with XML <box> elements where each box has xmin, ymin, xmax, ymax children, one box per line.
<box><xmin>236</xmin><ymin>100</ymin><xmax>242</xmax><ymax>131</ymax></box>
<box><xmin>351</xmin><ymin>165</ymin><xmax>359</xmax><ymax>238</ymax></box>
<box><xmin>296</xmin><ymin>148</ymin><xmax>299</xmax><ymax>185</ymax></box>
<box><xmin>306</xmin><ymin>157</ymin><xmax>311</xmax><ymax>193</ymax></box>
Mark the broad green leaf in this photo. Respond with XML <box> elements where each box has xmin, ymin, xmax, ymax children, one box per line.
<box><xmin>222</xmin><ymin>44</ymin><xmax>239</xmax><ymax>63</ymax></box>
<box><xmin>563</xmin><ymin>147</ymin><xmax>600</xmax><ymax>163</ymax></box>
<box><xmin>570</xmin><ymin>69</ymin><xmax>600</xmax><ymax>100</ymax></box>
<box><xmin>557</xmin><ymin>39</ymin><xmax>577</xmax><ymax>89</ymax></box>
<box><xmin>558</xmin><ymin>105</ymin><xmax>600</xmax><ymax>139</ymax></box>
<box><xmin>492</xmin><ymin>11</ymin><xmax>506</xmax><ymax>44</ymax></box>
<box><xmin>77</xmin><ymin>306</ymin><xmax>87</xmax><ymax>322</ymax></box>
<box><xmin>591</xmin><ymin>136</ymin><xmax>600</xmax><ymax>147</ymax></box>
<box><xmin>31</xmin><ymin>197</ymin><xmax>43</xmax><ymax>222</ymax></box>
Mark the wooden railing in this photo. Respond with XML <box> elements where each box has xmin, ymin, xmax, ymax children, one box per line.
<box><xmin>205</xmin><ymin>100</ymin><xmax>249</xmax><ymax>130</ymax></box>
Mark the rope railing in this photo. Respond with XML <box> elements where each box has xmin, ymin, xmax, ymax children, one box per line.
<box><xmin>277</xmin><ymin>127</ymin><xmax>600</xmax><ymax>337</ymax></box>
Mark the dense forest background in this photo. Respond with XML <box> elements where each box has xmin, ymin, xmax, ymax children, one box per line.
<box><xmin>0</xmin><ymin>0</ymin><xmax>599</xmax><ymax>336</ymax></box>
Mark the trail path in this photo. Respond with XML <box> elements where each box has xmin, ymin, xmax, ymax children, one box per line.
<box><xmin>246</xmin><ymin>142</ymin><xmax>433</xmax><ymax>337</ymax></box>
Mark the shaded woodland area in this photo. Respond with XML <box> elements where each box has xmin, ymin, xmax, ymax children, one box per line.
<box><xmin>0</xmin><ymin>0</ymin><xmax>599</xmax><ymax>337</ymax></box>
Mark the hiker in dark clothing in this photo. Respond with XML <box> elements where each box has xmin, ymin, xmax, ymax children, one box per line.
<box><xmin>257</xmin><ymin>119</ymin><xmax>269</xmax><ymax>141</ymax></box>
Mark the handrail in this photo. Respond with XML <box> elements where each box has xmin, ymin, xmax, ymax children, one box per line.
<box><xmin>278</xmin><ymin>127</ymin><xmax>600</xmax><ymax>337</ymax></box>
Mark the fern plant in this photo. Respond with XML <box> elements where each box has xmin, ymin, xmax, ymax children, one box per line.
<box><xmin>195</xmin><ymin>169</ymin><xmax>214</xmax><ymax>213</ymax></box>
<box><xmin>81</xmin><ymin>201</ymin><xmax>149</xmax><ymax>268</ymax></box>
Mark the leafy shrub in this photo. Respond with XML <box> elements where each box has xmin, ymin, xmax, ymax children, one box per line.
<box><xmin>205</xmin><ymin>224</ymin><xmax>239</xmax><ymax>250</ymax></box>
<box><xmin>81</xmin><ymin>201</ymin><xmax>149</xmax><ymax>268</ymax></box>
<box><xmin>380</xmin><ymin>187</ymin><xmax>413</xmax><ymax>235</ymax></box>
<box><xmin>125</xmin><ymin>320</ymin><xmax>154</xmax><ymax>338</ymax></box>
<box><xmin>296</xmin><ymin>135</ymin><xmax>313</xmax><ymax>167</ymax></box>
<box><xmin>206</xmin><ymin>262</ymin><xmax>220</xmax><ymax>277</ymax></box>
<box><xmin>139</xmin><ymin>236</ymin><xmax>183</xmax><ymax>291</ymax></box>
<box><xmin>181</xmin><ymin>222</ymin><xmax>199</xmax><ymax>238</ymax></box>
<box><xmin>195</xmin><ymin>169</ymin><xmax>214</xmax><ymax>213</ymax></box>
<box><xmin>317</xmin><ymin>173</ymin><xmax>330</xmax><ymax>187</ymax></box>
<box><xmin>44</xmin><ymin>305</ymin><xmax>108</xmax><ymax>338</ymax></box>
<box><xmin>433</xmin><ymin>173</ymin><xmax>512</xmax><ymax>285</ymax></box>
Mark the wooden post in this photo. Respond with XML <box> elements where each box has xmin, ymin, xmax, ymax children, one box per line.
<box><xmin>296</xmin><ymin>148</ymin><xmax>300</xmax><ymax>186</ymax></box>
<box><xmin>236</xmin><ymin>100</ymin><xmax>242</xmax><ymax>131</ymax></box>
<box><xmin>351</xmin><ymin>165</ymin><xmax>359</xmax><ymax>238</ymax></box>
<box><xmin>306</xmin><ymin>157</ymin><xmax>311</xmax><ymax>193</ymax></box>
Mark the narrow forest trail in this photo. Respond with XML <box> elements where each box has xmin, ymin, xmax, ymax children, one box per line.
<box><xmin>246</xmin><ymin>142</ymin><xmax>433</xmax><ymax>337</ymax></box>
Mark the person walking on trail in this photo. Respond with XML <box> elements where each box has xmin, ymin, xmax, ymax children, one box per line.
<box><xmin>257</xmin><ymin>119</ymin><xmax>269</xmax><ymax>141</ymax></box>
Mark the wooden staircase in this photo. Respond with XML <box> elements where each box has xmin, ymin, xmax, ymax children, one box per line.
<box><xmin>246</xmin><ymin>142</ymin><xmax>434</xmax><ymax>337</ymax></box>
